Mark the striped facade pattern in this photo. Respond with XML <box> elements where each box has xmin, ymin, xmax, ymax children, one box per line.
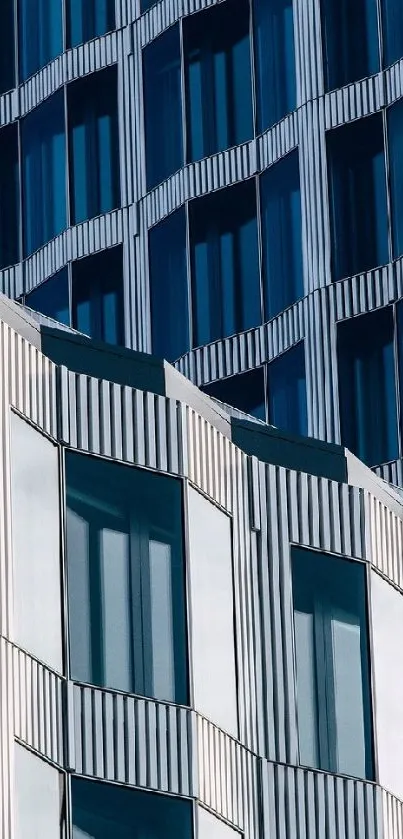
<box><xmin>1</xmin><ymin>313</ymin><xmax>403</xmax><ymax>836</ymax></box>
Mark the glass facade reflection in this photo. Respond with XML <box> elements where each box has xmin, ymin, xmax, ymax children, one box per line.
<box><xmin>67</xmin><ymin>0</ymin><xmax>115</xmax><ymax>48</ymax></box>
<box><xmin>72</xmin><ymin>247</ymin><xmax>124</xmax><ymax>345</ymax></box>
<box><xmin>267</xmin><ymin>342</ymin><xmax>307</xmax><ymax>436</ymax></box>
<box><xmin>18</xmin><ymin>0</ymin><xmax>63</xmax><ymax>81</ymax></box>
<box><xmin>254</xmin><ymin>0</ymin><xmax>296</xmax><ymax>131</ymax></box>
<box><xmin>203</xmin><ymin>367</ymin><xmax>266</xmax><ymax>421</ymax></box>
<box><xmin>25</xmin><ymin>269</ymin><xmax>70</xmax><ymax>325</ymax></box>
<box><xmin>0</xmin><ymin>0</ymin><xmax>15</xmax><ymax>94</ymax></box>
<box><xmin>0</xmin><ymin>124</ymin><xmax>19</xmax><ymax>270</ymax></box>
<box><xmin>149</xmin><ymin>209</ymin><xmax>189</xmax><ymax>360</ymax></box>
<box><xmin>321</xmin><ymin>0</ymin><xmax>379</xmax><ymax>90</ymax></box>
<box><xmin>388</xmin><ymin>98</ymin><xmax>403</xmax><ymax>260</ymax></box>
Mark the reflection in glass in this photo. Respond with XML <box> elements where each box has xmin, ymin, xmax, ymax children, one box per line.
<box><xmin>0</xmin><ymin>0</ymin><xmax>15</xmax><ymax>94</ymax></box>
<box><xmin>25</xmin><ymin>269</ymin><xmax>70</xmax><ymax>326</ymax></box>
<box><xmin>149</xmin><ymin>209</ymin><xmax>189</xmax><ymax>361</ymax></box>
<box><xmin>184</xmin><ymin>0</ymin><xmax>253</xmax><ymax>162</ymax></box>
<box><xmin>203</xmin><ymin>368</ymin><xmax>266</xmax><ymax>422</ymax></box>
<box><xmin>72</xmin><ymin>777</ymin><xmax>193</xmax><ymax>839</ymax></box>
<box><xmin>19</xmin><ymin>0</ymin><xmax>63</xmax><ymax>81</ymax></box>
<box><xmin>0</xmin><ymin>125</ymin><xmax>19</xmax><ymax>270</ymax></box>
<box><xmin>66</xmin><ymin>452</ymin><xmax>188</xmax><ymax>703</ymax></box>
<box><xmin>320</xmin><ymin>0</ymin><xmax>379</xmax><ymax>90</ymax></box>
<box><xmin>388</xmin><ymin>99</ymin><xmax>403</xmax><ymax>260</ymax></box>
<box><xmin>267</xmin><ymin>342</ymin><xmax>307</xmax><ymax>436</ymax></box>
<box><xmin>292</xmin><ymin>547</ymin><xmax>373</xmax><ymax>779</ymax></box>
<box><xmin>338</xmin><ymin>307</ymin><xmax>398</xmax><ymax>466</ymax></box>
<box><xmin>72</xmin><ymin>247</ymin><xmax>124</xmax><ymax>345</ymax></box>
<box><xmin>67</xmin><ymin>0</ymin><xmax>115</xmax><ymax>48</ymax></box>
<box><xmin>254</xmin><ymin>0</ymin><xmax>296</xmax><ymax>132</ymax></box>
<box><xmin>381</xmin><ymin>0</ymin><xmax>403</xmax><ymax>68</ymax></box>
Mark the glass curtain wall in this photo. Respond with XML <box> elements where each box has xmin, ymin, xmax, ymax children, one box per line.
<box><xmin>253</xmin><ymin>0</ymin><xmax>296</xmax><ymax>132</ymax></box>
<box><xmin>25</xmin><ymin>270</ymin><xmax>70</xmax><ymax>326</ymax></box>
<box><xmin>67</xmin><ymin>0</ymin><xmax>115</xmax><ymax>48</ymax></box>
<box><xmin>0</xmin><ymin>0</ymin><xmax>15</xmax><ymax>94</ymax></box>
<box><xmin>203</xmin><ymin>368</ymin><xmax>267</xmax><ymax>421</ymax></box>
<box><xmin>381</xmin><ymin>0</ymin><xmax>403</xmax><ymax>67</ymax></box>
<box><xmin>72</xmin><ymin>247</ymin><xmax>124</xmax><ymax>345</ymax></box>
<box><xmin>18</xmin><ymin>0</ymin><xmax>63</xmax><ymax>81</ymax></box>
<box><xmin>267</xmin><ymin>342</ymin><xmax>307</xmax><ymax>435</ymax></box>
<box><xmin>388</xmin><ymin>99</ymin><xmax>403</xmax><ymax>260</ymax></box>
<box><xmin>149</xmin><ymin>209</ymin><xmax>189</xmax><ymax>360</ymax></box>
<box><xmin>320</xmin><ymin>0</ymin><xmax>380</xmax><ymax>90</ymax></box>
<box><xmin>0</xmin><ymin>125</ymin><xmax>19</xmax><ymax>270</ymax></box>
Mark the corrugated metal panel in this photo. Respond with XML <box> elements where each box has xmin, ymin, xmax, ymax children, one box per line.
<box><xmin>12</xmin><ymin>644</ymin><xmax>64</xmax><ymax>766</ymax></box>
<box><xmin>366</xmin><ymin>493</ymin><xmax>403</xmax><ymax>589</ymax></box>
<box><xmin>324</xmin><ymin>74</ymin><xmax>385</xmax><ymax>131</ymax></box>
<box><xmin>8</xmin><ymin>331</ymin><xmax>58</xmax><ymax>439</ymax></box>
<box><xmin>382</xmin><ymin>788</ymin><xmax>403</xmax><ymax>839</ymax></box>
<box><xmin>293</xmin><ymin>0</ymin><xmax>324</xmax><ymax>105</ymax></box>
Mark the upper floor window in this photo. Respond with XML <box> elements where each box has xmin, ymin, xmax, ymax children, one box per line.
<box><xmin>292</xmin><ymin>547</ymin><xmax>373</xmax><ymax>779</ymax></box>
<box><xmin>22</xmin><ymin>92</ymin><xmax>66</xmax><ymax>256</ymax></box>
<box><xmin>18</xmin><ymin>0</ymin><xmax>63</xmax><ymax>81</ymax></box>
<box><xmin>203</xmin><ymin>368</ymin><xmax>267</xmax><ymax>422</ymax></box>
<box><xmin>72</xmin><ymin>778</ymin><xmax>194</xmax><ymax>839</ymax></box>
<box><xmin>327</xmin><ymin>115</ymin><xmax>388</xmax><ymax>282</ymax></box>
<box><xmin>267</xmin><ymin>342</ymin><xmax>308</xmax><ymax>436</ymax></box>
<box><xmin>66</xmin><ymin>453</ymin><xmax>188</xmax><ymax>703</ymax></box>
<box><xmin>320</xmin><ymin>0</ymin><xmax>380</xmax><ymax>90</ymax></box>
<box><xmin>0</xmin><ymin>124</ymin><xmax>19</xmax><ymax>270</ymax></box>
<box><xmin>67</xmin><ymin>0</ymin><xmax>115</xmax><ymax>48</ymax></box>
<box><xmin>183</xmin><ymin>0</ymin><xmax>253</xmax><ymax>162</ymax></box>
<box><xmin>260</xmin><ymin>150</ymin><xmax>303</xmax><ymax>320</ymax></box>
<box><xmin>190</xmin><ymin>180</ymin><xmax>261</xmax><ymax>347</ymax></box>
<box><xmin>143</xmin><ymin>25</ymin><xmax>183</xmax><ymax>190</ymax></box>
<box><xmin>0</xmin><ymin>0</ymin><xmax>15</xmax><ymax>94</ymax></box>
<box><xmin>388</xmin><ymin>99</ymin><xmax>403</xmax><ymax>260</ymax></box>
<box><xmin>25</xmin><ymin>269</ymin><xmax>70</xmax><ymax>326</ymax></box>
<box><xmin>253</xmin><ymin>0</ymin><xmax>296</xmax><ymax>132</ymax></box>
<box><xmin>381</xmin><ymin>0</ymin><xmax>403</xmax><ymax>67</ymax></box>
<box><xmin>338</xmin><ymin>307</ymin><xmax>398</xmax><ymax>466</ymax></box>
<box><xmin>72</xmin><ymin>246</ymin><xmax>124</xmax><ymax>346</ymax></box>
<box><xmin>68</xmin><ymin>67</ymin><xmax>120</xmax><ymax>225</ymax></box>
<box><xmin>149</xmin><ymin>209</ymin><xmax>189</xmax><ymax>361</ymax></box>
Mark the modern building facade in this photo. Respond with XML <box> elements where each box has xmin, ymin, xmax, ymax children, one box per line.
<box><xmin>0</xmin><ymin>0</ymin><xmax>403</xmax><ymax>484</ymax></box>
<box><xmin>1</xmin><ymin>294</ymin><xmax>403</xmax><ymax>839</ymax></box>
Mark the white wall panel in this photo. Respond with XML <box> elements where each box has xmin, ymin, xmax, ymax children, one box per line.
<box><xmin>14</xmin><ymin>743</ymin><xmax>62</xmax><ymax>839</ymax></box>
<box><xmin>198</xmin><ymin>806</ymin><xmax>241</xmax><ymax>839</ymax></box>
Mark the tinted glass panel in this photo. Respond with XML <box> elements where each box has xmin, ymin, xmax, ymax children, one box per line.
<box><xmin>261</xmin><ymin>150</ymin><xmax>303</xmax><ymax>319</ymax></box>
<box><xmin>184</xmin><ymin>0</ymin><xmax>253</xmax><ymax>162</ymax></box>
<box><xmin>327</xmin><ymin>115</ymin><xmax>388</xmax><ymax>282</ymax></box>
<box><xmin>381</xmin><ymin>0</ymin><xmax>403</xmax><ymax>67</ymax></box>
<box><xmin>203</xmin><ymin>368</ymin><xmax>266</xmax><ymax>421</ymax></box>
<box><xmin>143</xmin><ymin>26</ymin><xmax>183</xmax><ymax>190</ymax></box>
<box><xmin>25</xmin><ymin>270</ymin><xmax>70</xmax><ymax>326</ymax></box>
<box><xmin>67</xmin><ymin>0</ymin><xmax>115</xmax><ymax>47</ymax></box>
<box><xmin>321</xmin><ymin>0</ymin><xmax>380</xmax><ymax>90</ymax></box>
<box><xmin>267</xmin><ymin>342</ymin><xmax>307</xmax><ymax>435</ymax></box>
<box><xmin>72</xmin><ymin>778</ymin><xmax>193</xmax><ymax>839</ymax></box>
<box><xmin>19</xmin><ymin>0</ymin><xmax>63</xmax><ymax>81</ymax></box>
<box><xmin>388</xmin><ymin>99</ymin><xmax>403</xmax><ymax>260</ymax></box>
<box><xmin>190</xmin><ymin>181</ymin><xmax>260</xmax><ymax>346</ymax></box>
<box><xmin>0</xmin><ymin>125</ymin><xmax>19</xmax><ymax>269</ymax></box>
<box><xmin>72</xmin><ymin>247</ymin><xmax>124</xmax><ymax>345</ymax></box>
<box><xmin>22</xmin><ymin>92</ymin><xmax>66</xmax><ymax>256</ymax></box>
<box><xmin>254</xmin><ymin>0</ymin><xmax>296</xmax><ymax>132</ymax></box>
<box><xmin>68</xmin><ymin>67</ymin><xmax>120</xmax><ymax>225</ymax></box>
<box><xmin>149</xmin><ymin>209</ymin><xmax>189</xmax><ymax>361</ymax></box>
<box><xmin>66</xmin><ymin>453</ymin><xmax>188</xmax><ymax>703</ymax></box>
<box><xmin>0</xmin><ymin>0</ymin><xmax>15</xmax><ymax>94</ymax></box>
<box><xmin>338</xmin><ymin>307</ymin><xmax>398</xmax><ymax>466</ymax></box>
<box><xmin>292</xmin><ymin>548</ymin><xmax>373</xmax><ymax>779</ymax></box>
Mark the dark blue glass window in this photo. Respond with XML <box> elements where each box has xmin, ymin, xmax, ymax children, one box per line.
<box><xmin>381</xmin><ymin>0</ymin><xmax>403</xmax><ymax>67</ymax></box>
<box><xmin>388</xmin><ymin>99</ymin><xmax>403</xmax><ymax>260</ymax></box>
<box><xmin>72</xmin><ymin>778</ymin><xmax>193</xmax><ymax>839</ymax></box>
<box><xmin>190</xmin><ymin>180</ymin><xmax>261</xmax><ymax>347</ymax></box>
<box><xmin>72</xmin><ymin>247</ymin><xmax>124</xmax><ymax>345</ymax></box>
<box><xmin>0</xmin><ymin>125</ymin><xmax>19</xmax><ymax>270</ymax></box>
<box><xmin>261</xmin><ymin>150</ymin><xmax>303</xmax><ymax>320</ymax></box>
<box><xmin>327</xmin><ymin>115</ymin><xmax>388</xmax><ymax>282</ymax></box>
<box><xmin>0</xmin><ymin>0</ymin><xmax>15</xmax><ymax>94</ymax></box>
<box><xmin>267</xmin><ymin>342</ymin><xmax>308</xmax><ymax>436</ymax></box>
<box><xmin>149</xmin><ymin>209</ymin><xmax>189</xmax><ymax>361</ymax></box>
<box><xmin>68</xmin><ymin>67</ymin><xmax>120</xmax><ymax>225</ymax></box>
<box><xmin>143</xmin><ymin>25</ymin><xmax>183</xmax><ymax>190</ymax></box>
<box><xmin>338</xmin><ymin>308</ymin><xmax>398</xmax><ymax>466</ymax></box>
<box><xmin>292</xmin><ymin>548</ymin><xmax>373</xmax><ymax>779</ymax></box>
<box><xmin>25</xmin><ymin>270</ymin><xmax>70</xmax><ymax>326</ymax></box>
<box><xmin>203</xmin><ymin>368</ymin><xmax>266</xmax><ymax>421</ymax></box>
<box><xmin>320</xmin><ymin>0</ymin><xmax>380</xmax><ymax>90</ymax></box>
<box><xmin>184</xmin><ymin>0</ymin><xmax>253</xmax><ymax>162</ymax></box>
<box><xmin>18</xmin><ymin>0</ymin><xmax>63</xmax><ymax>81</ymax></box>
<box><xmin>67</xmin><ymin>0</ymin><xmax>115</xmax><ymax>48</ymax></box>
<box><xmin>254</xmin><ymin>0</ymin><xmax>296</xmax><ymax>132</ymax></box>
<box><xmin>22</xmin><ymin>92</ymin><xmax>66</xmax><ymax>257</ymax></box>
<box><xmin>66</xmin><ymin>453</ymin><xmax>189</xmax><ymax>704</ymax></box>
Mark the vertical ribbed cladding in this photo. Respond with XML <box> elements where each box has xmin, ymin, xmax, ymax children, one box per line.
<box><xmin>366</xmin><ymin>493</ymin><xmax>403</xmax><ymax>589</ymax></box>
<box><xmin>8</xmin><ymin>330</ymin><xmax>58</xmax><ymax>439</ymax></box>
<box><xmin>323</xmin><ymin>74</ymin><xmax>385</xmax><ymax>131</ymax></box>
<box><xmin>0</xmin><ymin>639</ymin><xmax>13</xmax><ymax>839</ymax></box>
<box><xmin>261</xmin><ymin>762</ymin><xmax>383</xmax><ymax>839</ymax></box>
<box><xmin>375</xmin><ymin>460</ymin><xmax>403</xmax><ymax>489</ymax></box>
<box><xmin>333</xmin><ymin>265</ymin><xmax>395</xmax><ymax>322</ymax></box>
<box><xmin>0</xmin><ymin>89</ymin><xmax>15</xmax><ymax>126</ymax></box>
<box><xmin>385</xmin><ymin>58</ymin><xmax>403</xmax><ymax>105</ymax></box>
<box><xmin>12</xmin><ymin>644</ymin><xmax>64</xmax><ymax>766</ymax></box>
<box><xmin>299</xmin><ymin>98</ymin><xmax>331</xmax><ymax>296</ymax></box>
<box><xmin>382</xmin><ymin>788</ymin><xmax>403</xmax><ymax>839</ymax></box>
<box><xmin>258</xmin><ymin>111</ymin><xmax>299</xmax><ymax>172</ymax></box>
<box><xmin>305</xmin><ymin>287</ymin><xmax>339</xmax><ymax>443</ymax></box>
<box><xmin>292</xmin><ymin>0</ymin><xmax>324</xmax><ymax>107</ymax></box>
<box><xmin>0</xmin><ymin>265</ymin><xmax>22</xmax><ymax>300</ymax></box>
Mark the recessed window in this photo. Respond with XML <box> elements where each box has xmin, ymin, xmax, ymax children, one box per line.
<box><xmin>0</xmin><ymin>124</ymin><xmax>19</xmax><ymax>270</ymax></box>
<box><xmin>0</xmin><ymin>0</ymin><xmax>15</xmax><ymax>94</ymax></box>
<box><xmin>67</xmin><ymin>0</ymin><xmax>115</xmax><ymax>48</ymax></box>
<box><xmin>327</xmin><ymin>115</ymin><xmax>388</xmax><ymax>282</ymax></box>
<box><xmin>25</xmin><ymin>269</ymin><xmax>70</xmax><ymax>326</ymax></box>
<box><xmin>72</xmin><ymin>778</ymin><xmax>194</xmax><ymax>839</ymax></box>
<box><xmin>68</xmin><ymin>67</ymin><xmax>120</xmax><ymax>225</ymax></box>
<box><xmin>260</xmin><ymin>150</ymin><xmax>303</xmax><ymax>320</ymax></box>
<box><xmin>388</xmin><ymin>99</ymin><xmax>403</xmax><ymax>260</ymax></box>
<box><xmin>22</xmin><ymin>92</ymin><xmax>66</xmax><ymax>256</ymax></box>
<box><xmin>72</xmin><ymin>247</ymin><xmax>124</xmax><ymax>346</ymax></box>
<box><xmin>292</xmin><ymin>547</ymin><xmax>373</xmax><ymax>779</ymax></box>
<box><xmin>149</xmin><ymin>209</ymin><xmax>189</xmax><ymax>361</ymax></box>
<box><xmin>190</xmin><ymin>180</ymin><xmax>261</xmax><ymax>347</ymax></box>
<box><xmin>267</xmin><ymin>343</ymin><xmax>307</xmax><ymax>436</ymax></box>
<box><xmin>143</xmin><ymin>25</ymin><xmax>183</xmax><ymax>190</ymax></box>
<box><xmin>66</xmin><ymin>453</ymin><xmax>188</xmax><ymax>704</ymax></box>
<box><xmin>320</xmin><ymin>0</ymin><xmax>380</xmax><ymax>90</ymax></box>
<box><xmin>338</xmin><ymin>307</ymin><xmax>398</xmax><ymax>466</ymax></box>
<box><xmin>183</xmin><ymin>0</ymin><xmax>253</xmax><ymax>162</ymax></box>
<box><xmin>253</xmin><ymin>0</ymin><xmax>296</xmax><ymax>132</ymax></box>
<box><xmin>18</xmin><ymin>0</ymin><xmax>63</xmax><ymax>81</ymax></box>
<box><xmin>381</xmin><ymin>0</ymin><xmax>403</xmax><ymax>67</ymax></box>
<box><xmin>203</xmin><ymin>368</ymin><xmax>266</xmax><ymax>422</ymax></box>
